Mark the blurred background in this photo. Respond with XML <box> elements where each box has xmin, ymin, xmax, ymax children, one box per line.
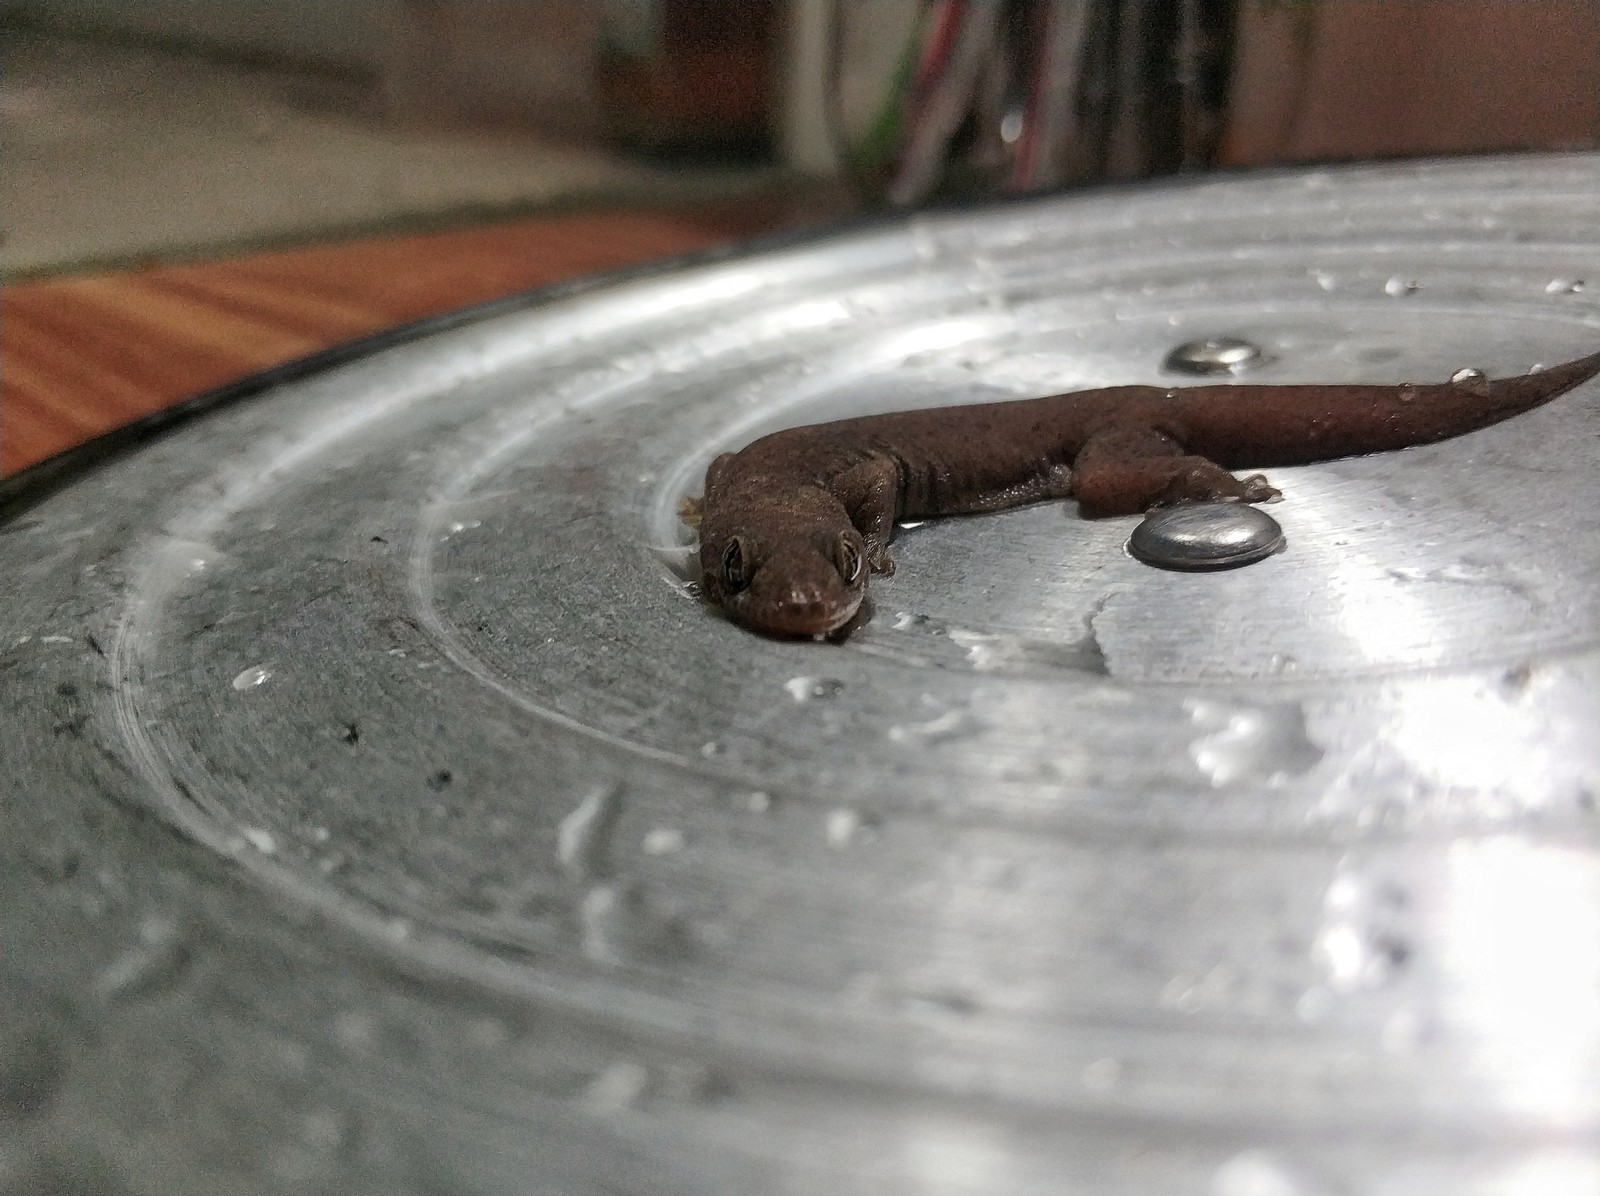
<box><xmin>3</xmin><ymin>0</ymin><xmax>1599</xmax><ymax>469</ymax></box>
<box><xmin>4</xmin><ymin>0</ymin><xmax>1598</xmax><ymax>276</ymax></box>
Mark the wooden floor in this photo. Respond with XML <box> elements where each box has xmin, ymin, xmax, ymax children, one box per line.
<box><xmin>1</xmin><ymin>201</ymin><xmax>803</xmax><ymax>475</ymax></box>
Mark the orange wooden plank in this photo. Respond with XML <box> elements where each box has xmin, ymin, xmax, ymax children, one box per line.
<box><xmin>2</xmin><ymin>202</ymin><xmax>798</xmax><ymax>475</ymax></box>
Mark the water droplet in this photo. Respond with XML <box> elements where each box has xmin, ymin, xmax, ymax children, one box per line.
<box><xmin>825</xmin><ymin>807</ymin><xmax>862</xmax><ymax>847</ymax></box>
<box><xmin>1212</xmin><ymin>1149</ymin><xmax>1304</xmax><ymax>1196</ymax></box>
<box><xmin>1383</xmin><ymin>276</ymin><xmax>1420</xmax><ymax>297</ymax></box>
<box><xmin>1545</xmin><ymin>278</ymin><xmax>1586</xmax><ymax>295</ymax></box>
<box><xmin>699</xmin><ymin>740</ymin><xmax>725</xmax><ymax>758</ymax></box>
<box><xmin>39</xmin><ymin>635</ymin><xmax>73</xmax><ymax>645</ymax></box>
<box><xmin>231</xmin><ymin>665</ymin><xmax>271</xmax><ymax>691</ymax></box>
<box><xmin>1312</xmin><ymin>270</ymin><xmax>1337</xmax><ymax>291</ymax></box>
<box><xmin>331</xmin><ymin>1010</ymin><xmax>376</xmax><ymax>1051</ymax></box>
<box><xmin>1159</xmin><ymin>963</ymin><xmax>1236</xmax><ymax>1013</ymax></box>
<box><xmin>1313</xmin><ymin>869</ymin><xmax>1412</xmax><ymax>993</ymax></box>
<box><xmin>557</xmin><ymin>784</ymin><xmax>621</xmax><ymax>879</ymax></box>
<box><xmin>887</xmin><ymin>707</ymin><xmax>971</xmax><ymax>744</ymax></box>
<box><xmin>1163</xmin><ymin>336</ymin><xmax>1265</xmax><ymax>376</ymax></box>
<box><xmin>582</xmin><ymin>1060</ymin><xmax>650</xmax><ymax>1113</ymax></box>
<box><xmin>999</xmin><ymin>109</ymin><xmax>1023</xmax><ymax>143</ymax></box>
<box><xmin>1186</xmin><ymin>700</ymin><xmax>1323</xmax><ymax>787</ymax></box>
<box><xmin>641</xmin><ymin>827</ymin><xmax>685</xmax><ymax>856</ymax></box>
<box><xmin>1450</xmin><ymin>366</ymin><xmax>1487</xmax><ymax>386</ymax></box>
<box><xmin>94</xmin><ymin>915</ymin><xmax>187</xmax><ymax>1000</ymax></box>
<box><xmin>1295</xmin><ymin>987</ymin><xmax>1333</xmax><ymax>1023</ymax></box>
<box><xmin>241</xmin><ymin>827</ymin><xmax>276</xmax><ymax>854</ymax></box>
<box><xmin>745</xmin><ymin>791</ymin><xmax>771</xmax><ymax>813</ymax></box>
<box><xmin>578</xmin><ymin>884</ymin><xmax>688</xmax><ymax>968</ymax></box>
<box><xmin>784</xmin><ymin>676</ymin><xmax>845</xmax><ymax>702</ymax></box>
<box><xmin>447</xmin><ymin>519</ymin><xmax>481</xmax><ymax>534</ymax></box>
<box><xmin>1081</xmin><ymin>1057</ymin><xmax>1122</xmax><ymax>1091</ymax></box>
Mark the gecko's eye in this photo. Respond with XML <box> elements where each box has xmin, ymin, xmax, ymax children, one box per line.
<box><xmin>721</xmin><ymin>537</ymin><xmax>750</xmax><ymax>592</ymax></box>
<box><xmin>834</xmin><ymin>536</ymin><xmax>863</xmax><ymax>586</ymax></box>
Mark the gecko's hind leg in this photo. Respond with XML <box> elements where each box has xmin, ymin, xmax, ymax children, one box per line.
<box><xmin>1071</xmin><ymin>425</ymin><xmax>1280</xmax><ymax>517</ymax></box>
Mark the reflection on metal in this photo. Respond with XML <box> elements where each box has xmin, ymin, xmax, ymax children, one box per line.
<box><xmin>2</xmin><ymin>156</ymin><xmax>1600</xmax><ymax>1194</ymax></box>
<box><xmin>1128</xmin><ymin>502</ymin><xmax>1284</xmax><ymax>570</ymax></box>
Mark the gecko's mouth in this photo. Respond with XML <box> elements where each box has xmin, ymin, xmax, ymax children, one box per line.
<box><xmin>730</xmin><ymin>588</ymin><xmax>864</xmax><ymax>640</ymax></box>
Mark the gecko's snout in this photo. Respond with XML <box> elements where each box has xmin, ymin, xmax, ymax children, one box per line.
<box><xmin>733</xmin><ymin>567</ymin><xmax>862</xmax><ymax>639</ymax></box>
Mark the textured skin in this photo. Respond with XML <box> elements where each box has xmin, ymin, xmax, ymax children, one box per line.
<box><xmin>692</xmin><ymin>350</ymin><xmax>1600</xmax><ymax>639</ymax></box>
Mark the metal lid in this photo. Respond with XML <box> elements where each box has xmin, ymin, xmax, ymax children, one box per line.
<box><xmin>3</xmin><ymin>154</ymin><xmax>1599</xmax><ymax>1195</ymax></box>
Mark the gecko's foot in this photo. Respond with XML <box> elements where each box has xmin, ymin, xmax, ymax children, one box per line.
<box><xmin>1158</xmin><ymin>466</ymin><xmax>1281</xmax><ymax>508</ymax></box>
<box><xmin>678</xmin><ymin>495</ymin><xmax>704</xmax><ymax>527</ymax></box>
<box><xmin>1235</xmin><ymin>474</ymin><xmax>1282</xmax><ymax>504</ymax></box>
<box><xmin>1205</xmin><ymin>474</ymin><xmax>1281</xmax><ymax>505</ymax></box>
<box><xmin>868</xmin><ymin>550</ymin><xmax>895</xmax><ymax>576</ymax></box>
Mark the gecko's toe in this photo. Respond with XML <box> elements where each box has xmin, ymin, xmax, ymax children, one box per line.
<box><xmin>1239</xmin><ymin>474</ymin><xmax>1282</xmax><ymax>503</ymax></box>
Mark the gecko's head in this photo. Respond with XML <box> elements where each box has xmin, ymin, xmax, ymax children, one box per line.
<box><xmin>700</xmin><ymin>527</ymin><xmax>868</xmax><ymax>639</ymax></box>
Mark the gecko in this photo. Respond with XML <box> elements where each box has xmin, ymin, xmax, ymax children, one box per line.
<box><xmin>683</xmin><ymin>348</ymin><xmax>1600</xmax><ymax>639</ymax></box>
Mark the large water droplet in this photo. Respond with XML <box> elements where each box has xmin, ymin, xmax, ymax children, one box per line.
<box><xmin>94</xmin><ymin>915</ymin><xmax>188</xmax><ymax>1001</ymax></box>
<box><xmin>1163</xmin><ymin>336</ymin><xmax>1265</xmax><ymax>377</ymax></box>
<box><xmin>1545</xmin><ymin>278</ymin><xmax>1586</xmax><ymax>295</ymax></box>
<box><xmin>1450</xmin><ymin>367</ymin><xmax>1487</xmax><ymax>386</ymax></box>
<box><xmin>1186</xmin><ymin>700</ymin><xmax>1323</xmax><ymax>787</ymax></box>
<box><xmin>1383</xmin><ymin>276</ymin><xmax>1420</xmax><ymax>297</ymax></box>
<box><xmin>582</xmin><ymin>1060</ymin><xmax>650</xmax><ymax>1113</ymax></box>
<box><xmin>1212</xmin><ymin>1149</ymin><xmax>1304</xmax><ymax>1196</ymax></box>
<box><xmin>232</xmin><ymin>665</ymin><xmax>271</xmax><ymax>691</ymax></box>
<box><xmin>785</xmin><ymin>676</ymin><xmax>845</xmax><ymax>703</ymax></box>
<box><xmin>826</xmin><ymin>807</ymin><xmax>862</xmax><ymax>848</ymax></box>
<box><xmin>1313</xmin><ymin>869</ymin><xmax>1412</xmax><ymax>993</ymax></box>
<box><xmin>240</xmin><ymin>826</ymin><xmax>277</xmax><ymax>855</ymax></box>
<box><xmin>887</xmin><ymin>707</ymin><xmax>972</xmax><ymax>744</ymax></box>
<box><xmin>641</xmin><ymin>827</ymin><xmax>685</xmax><ymax>856</ymax></box>
<box><xmin>558</xmin><ymin>784</ymin><xmax>622</xmax><ymax>879</ymax></box>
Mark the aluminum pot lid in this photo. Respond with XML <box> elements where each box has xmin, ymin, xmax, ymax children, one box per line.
<box><xmin>3</xmin><ymin>154</ymin><xmax>1600</xmax><ymax>1196</ymax></box>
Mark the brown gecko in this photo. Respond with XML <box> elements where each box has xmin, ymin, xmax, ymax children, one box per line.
<box><xmin>684</xmin><ymin>349</ymin><xmax>1600</xmax><ymax>639</ymax></box>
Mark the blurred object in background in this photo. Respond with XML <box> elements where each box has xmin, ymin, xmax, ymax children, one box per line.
<box><xmin>884</xmin><ymin>0</ymin><xmax>1241</xmax><ymax>204</ymax></box>
<box><xmin>596</xmin><ymin>0</ymin><xmax>779</xmax><ymax>160</ymax></box>
<box><xmin>381</xmin><ymin>1</ymin><xmax>604</xmax><ymax>142</ymax></box>
<box><xmin>807</xmin><ymin>0</ymin><xmax>1600</xmax><ymax>206</ymax></box>
<box><xmin>1223</xmin><ymin>0</ymin><xmax>1600</xmax><ymax>165</ymax></box>
<box><xmin>4</xmin><ymin>0</ymin><xmax>1597</xmax><ymax>279</ymax></box>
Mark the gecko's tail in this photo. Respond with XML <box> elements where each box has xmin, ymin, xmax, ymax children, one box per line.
<box><xmin>1185</xmin><ymin>347</ymin><xmax>1600</xmax><ymax>467</ymax></box>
